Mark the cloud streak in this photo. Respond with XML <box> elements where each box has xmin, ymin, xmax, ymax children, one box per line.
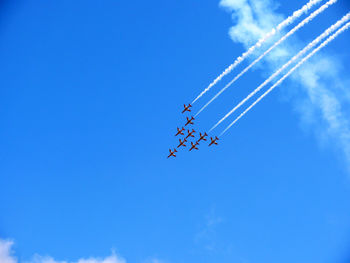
<box><xmin>197</xmin><ymin>0</ymin><xmax>337</xmax><ymax>117</ymax></box>
<box><xmin>191</xmin><ymin>0</ymin><xmax>324</xmax><ymax>104</ymax></box>
<box><xmin>220</xmin><ymin>0</ymin><xmax>350</xmax><ymax>169</ymax></box>
<box><xmin>220</xmin><ymin>22</ymin><xmax>350</xmax><ymax>136</ymax></box>
<box><xmin>211</xmin><ymin>12</ymin><xmax>350</xmax><ymax>131</ymax></box>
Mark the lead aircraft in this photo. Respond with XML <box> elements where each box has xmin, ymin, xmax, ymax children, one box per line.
<box><xmin>182</xmin><ymin>104</ymin><xmax>192</xmax><ymax>113</ymax></box>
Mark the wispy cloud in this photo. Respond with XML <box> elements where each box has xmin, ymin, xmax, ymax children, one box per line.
<box><xmin>220</xmin><ymin>0</ymin><xmax>350</xmax><ymax>170</ymax></box>
<box><xmin>194</xmin><ymin>209</ymin><xmax>224</xmax><ymax>252</ymax></box>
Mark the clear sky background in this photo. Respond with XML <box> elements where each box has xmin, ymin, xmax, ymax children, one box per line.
<box><xmin>1</xmin><ymin>1</ymin><xmax>350</xmax><ymax>263</ymax></box>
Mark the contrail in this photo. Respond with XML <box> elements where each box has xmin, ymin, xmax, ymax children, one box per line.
<box><xmin>191</xmin><ymin>0</ymin><xmax>324</xmax><ymax>105</ymax></box>
<box><xmin>219</xmin><ymin>21</ymin><xmax>350</xmax><ymax>137</ymax></box>
<box><xmin>197</xmin><ymin>0</ymin><xmax>337</xmax><ymax>117</ymax></box>
<box><xmin>209</xmin><ymin>12</ymin><xmax>350</xmax><ymax>131</ymax></box>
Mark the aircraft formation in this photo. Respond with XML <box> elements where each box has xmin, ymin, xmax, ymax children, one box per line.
<box><xmin>167</xmin><ymin>1</ymin><xmax>350</xmax><ymax>159</ymax></box>
<box><xmin>167</xmin><ymin>104</ymin><xmax>219</xmax><ymax>158</ymax></box>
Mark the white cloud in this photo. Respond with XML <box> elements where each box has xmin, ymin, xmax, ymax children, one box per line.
<box><xmin>220</xmin><ymin>0</ymin><xmax>350</xmax><ymax>170</ymax></box>
<box><xmin>0</xmin><ymin>239</ymin><xmax>125</xmax><ymax>263</ymax></box>
<box><xmin>0</xmin><ymin>239</ymin><xmax>17</xmax><ymax>263</ymax></box>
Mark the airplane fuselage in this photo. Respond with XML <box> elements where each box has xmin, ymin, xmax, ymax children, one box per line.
<box><xmin>189</xmin><ymin>142</ymin><xmax>199</xmax><ymax>151</ymax></box>
<box><xmin>209</xmin><ymin>140</ymin><xmax>218</xmax><ymax>146</ymax></box>
<box><xmin>178</xmin><ymin>142</ymin><xmax>186</xmax><ymax>148</ymax></box>
<box><xmin>167</xmin><ymin>153</ymin><xmax>176</xmax><ymax>158</ymax></box>
<box><xmin>186</xmin><ymin>133</ymin><xmax>194</xmax><ymax>139</ymax></box>
<box><xmin>198</xmin><ymin>136</ymin><xmax>206</xmax><ymax>142</ymax></box>
<box><xmin>175</xmin><ymin>131</ymin><xmax>184</xmax><ymax>136</ymax></box>
<box><xmin>182</xmin><ymin>104</ymin><xmax>192</xmax><ymax>113</ymax></box>
<box><xmin>185</xmin><ymin>117</ymin><xmax>195</xmax><ymax>126</ymax></box>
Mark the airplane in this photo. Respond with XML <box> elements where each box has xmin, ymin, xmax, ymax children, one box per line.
<box><xmin>177</xmin><ymin>138</ymin><xmax>187</xmax><ymax>148</ymax></box>
<box><xmin>197</xmin><ymin>132</ymin><xmax>208</xmax><ymax>142</ymax></box>
<box><xmin>167</xmin><ymin>148</ymin><xmax>177</xmax><ymax>158</ymax></box>
<box><xmin>175</xmin><ymin>127</ymin><xmax>185</xmax><ymax>136</ymax></box>
<box><xmin>189</xmin><ymin>141</ymin><xmax>199</xmax><ymax>151</ymax></box>
<box><xmin>185</xmin><ymin>129</ymin><xmax>196</xmax><ymax>139</ymax></box>
<box><xmin>182</xmin><ymin>103</ymin><xmax>192</xmax><ymax>113</ymax></box>
<box><xmin>209</xmin><ymin>136</ymin><xmax>219</xmax><ymax>146</ymax></box>
<box><xmin>185</xmin><ymin>116</ymin><xmax>195</xmax><ymax>126</ymax></box>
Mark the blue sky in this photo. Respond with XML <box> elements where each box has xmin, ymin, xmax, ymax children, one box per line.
<box><xmin>1</xmin><ymin>0</ymin><xmax>350</xmax><ymax>263</ymax></box>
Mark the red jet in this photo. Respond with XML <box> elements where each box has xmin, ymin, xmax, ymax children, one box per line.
<box><xmin>177</xmin><ymin>138</ymin><xmax>187</xmax><ymax>148</ymax></box>
<box><xmin>189</xmin><ymin>141</ymin><xmax>199</xmax><ymax>151</ymax></box>
<box><xmin>182</xmin><ymin>104</ymin><xmax>192</xmax><ymax>113</ymax></box>
<box><xmin>185</xmin><ymin>116</ymin><xmax>195</xmax><ymax>126</ymax></box>
<box><xmin>209</xmin><ymin>136</ymin><xmax>219</xmax><ymax>146</ymax></box>
<box><xmin>197</xmin><ymin>132</ymin><xmax>208</xmax><ymax>142</ymax></box>
<box><xmin>167</xmin><ymin>148</ymin><xmax>177</xmax><ymax>158</ymax></box>
<box><xmin>185</xmin><ymin>129</ymin><xmax>196</xmax><ymax>139</ymax></box>
<box><xmin>175</xmin><ymin>127</ymin><xmax>185</xmax><ymax>136</ymax></box>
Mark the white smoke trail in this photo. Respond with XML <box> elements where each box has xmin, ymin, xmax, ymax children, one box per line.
<box><xmin>209</xmin><ymin>12</ymin><xmax>350</xmax><ymax>131</ymax></box>
<box><xmin>197</xmin><ymin>0</ymin><xmax>337</xmax><ymax>117</ymax></box>
<box><xmin>219</xmin><ymin>21</ymin><xmax>350</xmax><ymax>136</ymax></box>
<box><xmin>191</xmin><ymin>0</ymin><xmax>324</xmax><ymax>105</ymax></box>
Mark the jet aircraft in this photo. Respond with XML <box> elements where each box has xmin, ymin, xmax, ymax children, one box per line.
<box><xmin>175</xmin><ymin>127</ymin><xmax>185</xmax><ymax>136</ymax></box>
<box><xmin>177</xmin><ymin>138</ymin><xmax>187</xmax><ymax>148</ymax></box>
<box><xmin>209</xmin><ymin>136</ymin><xmax>219</xmax><ymax>146</ymax></box>
<box><xmin>182</xmin><ymin>104</ymin><xmax>192</xmax><ymax>113</ymax></box>
<box><xmin>167</xmin><ymin>148</ymin><xmax>177</xmax><ymax>158</ymax></box>
<box><xmin>197</xmin><ymin>132</ymin><xmax>208</xmax><ymax>142</ymax></box>
<box><xmin>185</xmin><ymin>116</ymin><xmax>195</xmax><ymax>126</ymax></box>
<box><xmin>189</xmin><ymin>141</ymin><xmax>199</xmax><ymax>151</ymax></box>
<box><xmin>185</xmin><ymin>129</ymin><xmax>196</xmax><ymax>139</ymax></box>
